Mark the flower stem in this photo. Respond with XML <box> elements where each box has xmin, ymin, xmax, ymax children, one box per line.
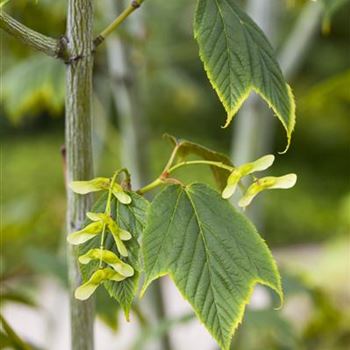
<box><xmin>99</xmin><ymin>169</ymin><xmax>121</xmax><ymax>266</ymax></box>
<box><xmin>99</xmin><ymin>224</ymin><xmax>107</xmax><ymax>268</ymax></box>
<box><xmin>137</xmin><ymin>178</ymin><xmax>164</xmax><ymax>195</ymax></box>
<box><xmin>105</xmin><ymin>169</ymin><xmax>120</xmax><ymax>214</ymax></box>
<box><xmin>168</xmin><ymin>160</ymin><xmax>233</xmax><ymax>174</ymax></box>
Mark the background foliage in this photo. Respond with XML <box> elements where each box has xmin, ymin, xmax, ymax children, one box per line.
<box><xmin>1</xmin><ymin>0</ymin><xmax>349</xmax><ymax>349</ymax></box>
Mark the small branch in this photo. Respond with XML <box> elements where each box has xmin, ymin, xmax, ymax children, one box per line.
<box><xmin>137</xmin><ymin>160</ymin><xmax>234</xmax><ymax>195</ymax></box>
<box><xmin>0</xmin><ymin>10</ymin><xmax>68</xmax><ymax>59</ymax></box>
<box><xmin>137</xmin><ymin>178</ymin><xmax>164</xmax><ymax>195</ymax></box>
<box><xmin>98</xmin><ymin>170</ymin><xmax>119</xmax><ymax>266</ymax></box>
<box><xmin>168</xmin><ymin>160</ymin><xmax>234</xmax><ymax>174</ymax></box>
<box><xmin>278</xmin><ymin>1</ymin><xmax>322</xmax><ymax>79</ymax></box>
<box><xmin>94</xmin><ymin>0</ymin><xmax>144</xmax><ymax>48</ymax></box>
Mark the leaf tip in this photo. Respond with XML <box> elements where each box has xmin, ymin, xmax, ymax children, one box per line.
<box><xmin>123</xmin><ymin>307</ymin><xmax>131</xmax><ymax>322</ymax></box>
<box><xmin>221</xmin><ymin>99</ymin><xmax>245</xmax><ymax>129</ymax></box>
<box><xmin>278</xmin><ymin>84</ymin><xmax>296</xmax><ymax>154</ymax></box>
<box><xmin>272</xmin><ymin>282</ymin><xmax>284</xmax><ymax>311</ymax></box>
<box><xmin>222</xmin><ymin>114</ymin><xmax>232</xmax><ymax>129</ymax></box>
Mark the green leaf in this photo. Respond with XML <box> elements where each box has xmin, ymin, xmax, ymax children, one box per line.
<box><xmin>0</xmin><ymin>290</ymin><xmax>36</xmax><ymax>308</ymax></box>
<box><xmin>0</xmin><ymin>331</ymin><xmax>12</xmax><ymax>349</ymax></box>
<box><xmin>142</xmin><ymin>183</ymin><xmax>282</xmax><ymax>350</ymax></box>
<box><xmin>194</xmin><ymin>0</ymin><xmax>295</xmax><ymax>151</ymax></box>
<box><xmin>1</xmin><ymin>55</ymin><xmax>65</xmax><ymax>124</ymax></box>
<box><xmin>95</xmin><ymin>288</ymin><xmax>120</xmax><ymax>331</ymax></box>
<box><xmin>79</xmin><ymin>192</ymin><xmax>149</xmax><ymax>319</ymax></box>
<box><xmin>164</xmin><ymin>134</ymin><xmax>233</xmax><ymax>190</ymax></box>
<box><xmin>0</xmin><ymin>315</ymin><xmax>31</xmax><ymax>350</ymax></box>
<box><xmin>0</xmin><ymin>0</ymin><xmax>11</xmax><ymax>8</ymax></box>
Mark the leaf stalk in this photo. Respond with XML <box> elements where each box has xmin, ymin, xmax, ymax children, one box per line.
<box><xmin>137</xmin><ymin>160</ymin><xmax>234</xmax><ymax>195</ymax></box>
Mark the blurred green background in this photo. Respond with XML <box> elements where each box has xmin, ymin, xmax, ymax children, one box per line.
<box><xmin>1</xmin><ymin>0</ymin><xmax>349</xmax><ymax>349</ymax></box>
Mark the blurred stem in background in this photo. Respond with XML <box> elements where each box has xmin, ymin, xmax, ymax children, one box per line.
<box><xmin>106</xmin><ymin>0</ymin><xmax>150</xmax><ymax>189</ymax></box>
<box><xmin>230</xmin><ymin>0</ymin><xmax>322</xmax><ymax>225</ymax></box>
<box><xmin>105</xmin><ymin>1</ymin><xmax>171</xmax><ymax>349</ymax></box>
<box><xmin>229</xmin><ymin>1</ymin><xmax>323</xmax><ymax>346</ymax></box>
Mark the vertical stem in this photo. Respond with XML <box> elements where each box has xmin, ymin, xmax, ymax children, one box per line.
<box><xmin>149</xmin><ymin>282</ymin><xmax>172</xmax><ymax>350</ymax></box>
<box><xmin>231</xmin><ymin>0</ymin><xmax>280</xmax><ymax>165</ymax></box>
<box><xmin>105</xmin><ymin>3</ymin><xmax>171</xmax><ymax>350</ymax></box>
<box><xmin>65</xmin><ymin>0</ymin><xmax>95</xmax><ymax>349</ymax></box>
<box><xmin>230</xmin><ymin>0</ymin><xmax>280</xmax><ymax>224</ymax></box>
<box><xmin>106</xmin><ymin>0</ymin><xmax>150</xmax><ymax>189</ymax></box>
<box><xmin>278</xmin><ymin>1</ymin><xmax>322</xmax><ymax>78</ymax></box>
<box><xmin>230</xmin><ymin>0</ymin><xmax>322</xmax><ymax>223</ymax></box>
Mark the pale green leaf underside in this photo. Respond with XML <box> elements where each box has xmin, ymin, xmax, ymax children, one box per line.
<box><xmin>194</xmin><ymin>0</ymin><xmax>295</xmax><ymax>151</ymax></box>
<box><xmin>164</xmin><ymin>133</ymin><xmax>233</xmax><ymax>190</ymax></box>
<box><xmin>1</xmin><ymin>55</ymin><xmax>65</xmax><ymax>123</ymax></box>
<box><xmin>142</xmin><ymin>183</ymin><xmax>282</xmax><ymax>350</ymax></box>
<box><xmin>80</xmin><ymin>192</ymin><xmax>149</xmax><ymax>319</ymax></box>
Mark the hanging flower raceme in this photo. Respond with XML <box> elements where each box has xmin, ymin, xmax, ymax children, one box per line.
<box><xmin>67</xmin><ymin>212</ymin><xmax>132</xmax><ymax>257</ymax></box>
<box><xmin>238</xmin><ymin>174</ymin><xmax>297</xmax><ymax>208</ymax></box>
<box><xmin>70</xmin><ymin>177</ymin><xmax>131</xmax><ymax>204</ymax></box>
<box><xmin>79</xmin><ymin>248</ymin><xmax>134</xmax><ymax>277</ymax></box>
<box><xmin>75</xmin><ymin>267</ymin><xmax>127</xmax><ymax>301</ymax></box>
<box><xmin>67</xmin><ymin>211</ymin><xmax>134</xmax><ymax>301</ymax></box>
<box><xmin>222</xmin><ymin>155</ymin><xmax>275</xmax><ymax>199</ymax></box>
<box><xmin>66</xmin><ymin>171</ymin><xmax>136</xmax><ymax>302</ymax></box>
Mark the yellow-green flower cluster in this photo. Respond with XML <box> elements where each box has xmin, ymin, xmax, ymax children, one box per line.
<box><xmin>67</xmin><ymin>211</ymin><xmax>132</xmax><ymax>257</ymax></box>
<box><xmin>222</xmin><ymin>155</ymin><xmax>297</xmax><ymax>207</ymax></box>
<box><xmin>75</xmin><ymin>267</ymin><xmax>127</xmax><ymax>301</ymax></box>
<box><xmin>70</xmin><ymin>177</ymin><xmax>131</xmax><ymax>204</ymax></box>
<box><xmin>67</xmin><ymin>177</ymin><xmax>134</xmax><ymax>300</ymax></box>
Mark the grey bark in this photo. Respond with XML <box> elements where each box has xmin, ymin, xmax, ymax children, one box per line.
<box><xmin>0</xmin><ymin>11</ymin><xmax>66</xmax><ymax>59</ymax></box>
<box><xmin>65</xmin><ymin>0</ymin><xmax>95</xmax><ymax>349</ymax></box>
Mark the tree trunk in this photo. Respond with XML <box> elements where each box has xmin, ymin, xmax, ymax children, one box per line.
<box><xmin>65</xmin><ymin>0</ymin><xmax>95</xmax><ymax>349</ymax></box>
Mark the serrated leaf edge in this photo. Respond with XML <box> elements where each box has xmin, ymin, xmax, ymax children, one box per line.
<box><xmin>141</xmin><ymin>183</ymin><xmax>283</xmax><ymax>350</ymax></box>
<box><xmin>193</xmin><ymin>2</ymin><xmax>296</xmax><ymax>153</ymax></box>
<box><xmin>141</xmin><ymin>262</ymin><xmax>282</xmax><ymax>350</ymax></box>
